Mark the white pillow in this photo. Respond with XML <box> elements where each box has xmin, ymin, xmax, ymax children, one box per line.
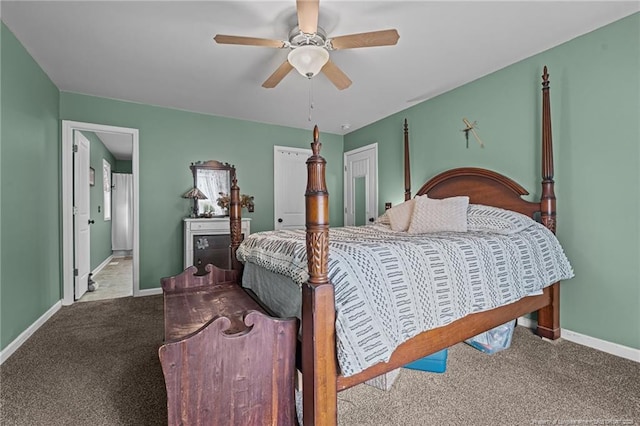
<box><xmin>375</xmin><ymin>211</ymin><xmax>391</xmax><ymax>225</ymax></box>
<box><xmin>386</xmin><ymin>199</ymin><xmax>416</xmax><ymax>232</ymax></box>
<box><xmin>467</xmin><ymin>204</ymin><xmax>535</xmax><ymax>235</ymax></box>
<box><xmin>408</xmin><ymin>196</ymin><xmax>469</xmax><ymax>234</ymax></box>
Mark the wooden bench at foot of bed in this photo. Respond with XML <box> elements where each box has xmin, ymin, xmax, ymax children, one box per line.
<box><xmin>158</xmin><ymin>264</ymin><xmax>297</xmax><ymax>426</ymax></box>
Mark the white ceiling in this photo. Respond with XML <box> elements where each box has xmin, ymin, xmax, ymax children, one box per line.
<box><xmin>94</xmin><ymin>131</ymin><xmax>133</xmax><ymax>161</ymax></box>
<box><xmin>3</xmin><ymin>1</ymin><xmax>638</xmax><ymax>148</ymax></box>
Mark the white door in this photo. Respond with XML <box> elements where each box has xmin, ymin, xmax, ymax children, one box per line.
<box><xmin>74</xmin><ymin>131</ymin><xmax>91</xmax><ymax>299</ymax></box>
<box><xmin>344</xmin><ymin>144</ymin><xmax>378</xmax><ymax>226</ymax></box>
<box><xmin>274</xmin><ymin>146</ymin><xmax>312</xmax><ymax>230</ymax></box>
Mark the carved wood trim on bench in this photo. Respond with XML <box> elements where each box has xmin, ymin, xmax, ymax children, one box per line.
<box><xmin>159</xmin><ymin>259</ymin><xmax>297</xmax><ymax>425</ymax></box>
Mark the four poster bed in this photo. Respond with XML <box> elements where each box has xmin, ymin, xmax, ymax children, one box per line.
<box><xmin>232</xmin><ymin>66</ymin><xmax>572</xmax><ymax>425</ymax></box>
<box><xmin>159</xmin><ymin>66</ymin><xmax>572</xmax><ymax>425</ymax></box>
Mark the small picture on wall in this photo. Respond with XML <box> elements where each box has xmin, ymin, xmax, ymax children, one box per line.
<box><xmin>89</xmin><ymin>167</ymin><xmax>95</xmax><ymax>186</ymax></box>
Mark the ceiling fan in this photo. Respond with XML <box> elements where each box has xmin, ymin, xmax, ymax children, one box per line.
<box><xmin>213</xmin><ymin>0</ymin><xmax>400</xmax><ymax>90</ymax></box>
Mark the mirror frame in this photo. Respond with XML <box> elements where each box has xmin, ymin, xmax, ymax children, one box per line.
<box><xmin>190</xmin><ymin>160</ymin><xmax>236</xmax><ymax>217</ymax></box>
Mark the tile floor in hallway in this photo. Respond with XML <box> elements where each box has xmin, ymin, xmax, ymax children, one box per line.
<box><xmin>79</xmin><ymin>256</ymin><xmax>133</xmax><ymax>302</ymax></box>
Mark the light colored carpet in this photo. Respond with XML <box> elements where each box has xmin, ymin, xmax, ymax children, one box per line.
<box><xmin>1</xmin><ymin>295</ymin><xmax>638</xmax><ymax>425</ymax></box>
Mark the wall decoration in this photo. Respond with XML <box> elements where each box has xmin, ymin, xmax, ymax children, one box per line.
<box><xmin>461</xmin><ymin>118</ymin><xmax>485</xmax><ymax>148</ymax></box>
<box><xmin>89</xmin><ymin>167</ymin><xmax>95</xmax><ymax>186</ymax></box>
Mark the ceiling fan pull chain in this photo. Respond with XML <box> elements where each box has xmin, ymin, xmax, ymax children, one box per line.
<box><xmin>308</xmin><ymin>79</ymin><xmax>315</xmax><ymax>122</ymax></box>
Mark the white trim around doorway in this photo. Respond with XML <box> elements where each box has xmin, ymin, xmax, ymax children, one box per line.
<box><xmin>61</xmin><ymin>120</ymin><xmax>140</xmax><ymax>305</ymax></box>
<box><xmin>343</xmin><ymin>143</ymin><xmax>378</xmax><ymax>226</ymax></box>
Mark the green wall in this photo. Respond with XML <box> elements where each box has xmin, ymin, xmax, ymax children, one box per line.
<box><xmin>59</xmin><ymin>94</ymin><xmax>344</xmax><ymax>290</ymax></box>
<box><xmin>1</xmin><ymin>23</ymin><xmax>61</xmax><ymax>350</ymax></box>
<box><xmin>80</xmin><ymin>131</ymin><xmax>116</xmax><ymax>271</ymax></box>
<box><xmin>345</xmin><ymin>14</ymin><xmax>640</xmax><ymax>350</ymax></box>
<box><xmin>115</xmin><ymin>160</ymin><xmax>132</xmax><ymax>173</ymax></box>
<box><xmin>1</xmin><ymin>18</ymin><xmax>344</xmax><ymax>352</ymax></box>
<box><xmin>2</xmin><ymin>13</ymin><xmax>638</xmax><ymax>355</ymax></box>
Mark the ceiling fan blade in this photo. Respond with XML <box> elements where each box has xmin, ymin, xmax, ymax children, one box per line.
<box><xmin>262</xmin><ymin>61</ymin><xmax>294</xmax><ymax>88</ymax></box>
<box><xmin>214</xmin><ymin>34</ymin><xmax>285</xmax><ymax>48</ymax></box>
<box><xmin>321</xmin><ymin>60</ymin><xmax>352</xmax><ymax>90</ymax></box>
<box><xmin>296</xmin><ymin>0</ymin><xmax>319</xmax><ymax>34</ymax></box>
<box><xmin>329</xmin><ymin>29</ymin><xmax>400</xmax><ymax>50</ymax></box>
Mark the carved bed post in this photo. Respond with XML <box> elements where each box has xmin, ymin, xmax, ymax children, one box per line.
<box><xmin>229</xmin><ymin>174</ymin><xmax>243</xmax><ymax>274</ymax></box>
<box><xmin>302</xmin><ymin>126</ymin><xmax>338</xmax><ymax>426</ymax></box>
<box><xmin>537</xmin><ymin>65</ymin><xmax>560</xmax><ymax>340</ymax></box>
<box><xmin>540</xmin><ymin>66</ymin><xmax>556</xmax><ymax>234</ymax></box>
<box><xmin>404</xmin><ymin>118</ymin><xmax>411</xmax><ymax>201</ymax></box>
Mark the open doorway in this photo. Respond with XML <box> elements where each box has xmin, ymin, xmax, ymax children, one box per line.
<box><xmin>344</xmin><ymin>143</ymin><xmax>378</xmax><ymax>226</ymax></box>
<box><xmin>61</xmin><ymin>121</ymin><xmax>140</xmax><ymax>305</ymax></box>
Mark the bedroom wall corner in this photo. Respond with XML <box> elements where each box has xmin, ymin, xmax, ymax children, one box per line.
<box><xmin>1</xmin><ymin>21</ymin><xmax>62</xmax><ymax>353</ymax></box>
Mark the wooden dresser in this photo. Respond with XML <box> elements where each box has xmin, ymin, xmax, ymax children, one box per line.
<box><xmin>183</xmin><ymin>218</ymin><xmax>251</xmax><ymax>274</ymax></box>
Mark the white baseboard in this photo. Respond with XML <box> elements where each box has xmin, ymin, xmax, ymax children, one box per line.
<box><xmin>0</xmin><ymin>301</ymin><xmax>62</xmax><ymax>365</ymax></box>
<box><xmin>92</xmin><ymin>255</ymin><xmax>114</xmax><ymax>276</ymax></box>
<box><xmin>516</xmin><ymin>316</ymin><xmax>536</xmax><ymax>329</ymax></box>
<box><xmin>517</xmin><ymin>316</ymin><xmax>639</xmax><ymax>363</ymax></box>
<box><xmin>135</xmin><ymin>287</ymin><xmax>163</xmax><ymax>297</ymax></box>
<box><xmin>561</xmin><ymin>329</ymin><xmax>640</xmax><ymax>363</ymax></box>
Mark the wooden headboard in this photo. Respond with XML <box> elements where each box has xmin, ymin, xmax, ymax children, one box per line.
<box><xmin>415</xmin><ymin>168</ymin><xmax>540</xmax><ymax>218</ymax></box>
<box><xmin>404</xmin><ymin>66</ymin><xmax>556</xmax><ymax>233</ymax></box>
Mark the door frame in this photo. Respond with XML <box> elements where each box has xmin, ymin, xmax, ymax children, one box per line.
<box><xmin>344</xmin><ymin>143</ymin><xmax>378</xmax><ymax>225</ymax></box>
<box><xmin>61</xmin><ymin>120</ymin><xmax>140</xmax><ymax>305</ymax></box>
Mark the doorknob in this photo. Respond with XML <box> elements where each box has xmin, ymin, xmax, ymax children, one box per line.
<box><xmin>368</xmin><ymin>217</ymin><xmax>375</xmax><ymax>222</ymax></box>
<box><xmin>277</xmin><ymin>218</ymin><xmax>283</xmax><ymax>223</ymax></box>
<box><xmin>88</xmin><ymin>220</ymin><xmax>95</xmax><ymax>225</ymax></box>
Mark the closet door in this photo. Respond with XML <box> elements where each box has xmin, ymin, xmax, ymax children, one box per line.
<box><xmin>73</xmin><ymin>131</ymin><xmax>91</xmax><ymax>300</ymax></box>
<box><xmin>273</xmin><ymin>146</ymin><xmax>311</xmax><ymax>230</ymax></box>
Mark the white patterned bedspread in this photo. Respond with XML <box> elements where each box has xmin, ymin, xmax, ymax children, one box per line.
<box><xmin>236</xmin><ymin>222</ymin><xmax>574</xmax><ymax>377</ymax></box>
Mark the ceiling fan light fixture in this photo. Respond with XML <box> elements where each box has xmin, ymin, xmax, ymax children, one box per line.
<box><xmin>287</xmin><ymin>45</ymin><xmax>329</xmax><ymax>78</ymax></box>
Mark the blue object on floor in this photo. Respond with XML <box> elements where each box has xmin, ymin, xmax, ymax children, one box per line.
<box><xmin>404</xmin><ymin>349</ymin><xmax>448</xmax><ymax>373</ymax></box>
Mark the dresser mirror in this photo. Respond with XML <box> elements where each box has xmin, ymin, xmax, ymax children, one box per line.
<box><xmin>190</xmin><ymin>160</ymin><xmax>235</xmax><ymax>217</ymax></box>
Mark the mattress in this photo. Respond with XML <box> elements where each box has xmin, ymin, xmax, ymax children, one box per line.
<box><xmin>238</xmin><ymin>216</ymin><xmax>574</xmax><ymax>376</ymax></box>
<box><xmin>243</xmin><ymin>262</ymin><xmax>301</xmax><ymax>320</ymax></box>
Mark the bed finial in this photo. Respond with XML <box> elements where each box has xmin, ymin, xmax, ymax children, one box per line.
<box><xmin>305</xmin><ymin>125</ymin><xmax>328</xmax><ymax>280</ymax></box>
<box><xmin>542</xmin><ymin>66</ymin><xmax>550</xmax><ymax>88</ymax></box>
<box><xmin>311</xmin><ymin>125</ymin><xmax>322</xmax><ymax>156</ymax></box>
<box><xmin>540</xmin><ymin>65</ymin><xmax>556</xmax><ymax>234</ymax></box>
<box><xmin>404</xmin><ymin>119</ymin><xmax>411</xmax><ymax>201</ymax></box>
